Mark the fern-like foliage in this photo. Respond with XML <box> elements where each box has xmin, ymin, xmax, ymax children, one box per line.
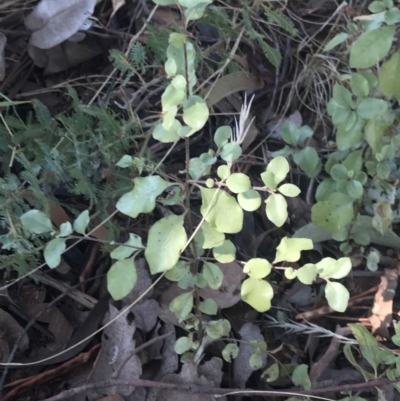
<box><xmin>263</xmin><ymin>6</ymin><xmax>298</xmax><ymax>36</ymax></box>
<box><xmin>0</xmin><ymin>87</ymin><xmax>141</xmax><ymax>274</ymax></box>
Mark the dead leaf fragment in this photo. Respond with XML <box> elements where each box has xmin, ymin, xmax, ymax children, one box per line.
<box><xmin>110</xmin><ymin>0</ymin><xmax>126</xmax><ymax>19</ymax></box>
<box><xmin>25</xmin><ymin>0</ymin><xmax>97</xmax><ymax>49</ymax></box>
<box><xmin>0</xmin><ymin>32</ymin><xmax>7</xmax><ymax>81</ymax></box>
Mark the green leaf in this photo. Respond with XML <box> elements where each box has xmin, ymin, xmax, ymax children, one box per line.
<box><xmin>278</xmin><ymin>183</ymin><xmax>301</xmax><ymax>198</ymax></box>
<box><xmin>353</xmin><ymin>231</ymin><xmax>371</xmax><ymax>246</ymax></box>
<box><xmin>238</xmin><ymin>189</ymin><xmax>262</xmax><ymax>212</ymax></box>
<box><xmin>107</xmin><ymin>257</ymin><xmax>137</xmax><ymax>301</ymax></box>
<box><xmin>58</xmin><ymin>222</ymin><xmax>72</xmax><ymax>238</ymax></box>
<box><xmin>110</xmin><ymin>233</ymin><xmax>144</xmax><ymax>260</ymax></box>
<box><xmin>116</xmin><ymin>155</ymin><xmax>134</xmax><ymax>168</ymax></box>
<box><xmin>351</xmin><ymin>73</ymin><xmax>370</xmax><ymax>97</ymax></box>
<box><xmin>316</xmin><ymin>257</ymin><xmax>352</xmax><ymax>279</ymax></box>
<box><xmin>153</xmin><ymin>0</ymin><xmax>177</xmax><ymax>4</ymax></box>
<box><xmin>145</xmin><ymin>214</ymin><xmax>187</xmax><ymax>274</ymax></box>
<box><xmin>199</xmin><ymin>298</ymin><xmax>218</xmax><ymax>315</ymax></box>
<box><xmin>183</xmin><ymin>95</ymin><xmax>209</xmax><ymax>133</ymax></box>
<box><xmin>165</xmin><ymin>261</ymin><xmax>190</xmax><ymax>281</ymax></box>
<box><xmin>174</xmin><ymin>336</ymin><xmax>193</xmax><ymax>354</ymax></box>
<box><xmin>323</xmin><ymin>32</ymin><xmax>349</xmax><ymax>51</ymax></box>
<box><xmin>372</xmin><ymin>200</ymin><xmax>393</xmax><ymax>234</ymax></box>
<box><xmin>264</xmin><ymin>6</ymin><xmax>297</xmax><ymax>36</ymax></box>
<box><xmin>205</xmin><ymin>320</ymin><xmax>225</xmax><ymax>339</ymax></box>
<box><xmin>198</xmin><ymin>221</ymin><xmax>225</xmax><ymax>249</ymax></box>
<box><xmin>336</xmin><ymin>122</ymin><xmax>363</xmax><ymax>151</ymax></box>
<box><xmin>385</xmin><ymin>7</ymin><xmax>400</xmax><ymax>24</ymax></box>
<box><xmin>357</xmin><ymin>98</ymin><xmax>387</xmax><ymax>119</ymax></box>
<box><xmin>365</xmin><ymin>117</ymin><xmax>387</xmax><ymax>153</ymax></box>
<box><xmin>379</xmin><ymin>52</ymin><xmax>400</xmax><ymax>98</ymax></box>
<box><xmin>260</xmin><ymin>171</ymin><xmax>278</xmax><ymax>190</ymax></box>
<box><xmin>368</xmin><ymin>1</ymin><xmax>387</xmax><ymax>12</ymax></box>
<box><xmin>297</xmin><ymin>263</ymin><xmax>317</xmax><ymax>285</ymax></box>
<box><xmin>222</xmin><ymin>343</ymin><xmax>239</xmax><ymax>362</ymax></box>
<box><xmin>243</xmin><ymin>258</ymin><xmax>272</xmax><ymax>279</ymax></box>
<box><xmin>169</xmin><ymin>292</ymin><xmax>194</xmax><ymax>322</ymax></box>
<box><xmin>346</xmin><ymin>180</ymin><xmax>363</xmax><ymax>199</ymax></box>
<box><xmin>117</xmin><ymin>176</ymin><xmax>171</xmax><ymax>218</ymax></box>
<box><xmin>226</xmin><ymin>173</ymin><xmax>251</xmax><ymax>194</ymax></box>
<box><xmin>20</xmin><ymin>210</ymin><xmax>53</xmax><ymax>234</ymax></box>
<box><xmin>266</xmin><ymin>156</ymin><xmax>289</xmax><ymax>185</ymax></box>
<box><xmin>285</xmin><ymin>267</ymin><xmax>297</xmax><ymax>279</ymax></box>
<box><xmin>366</xmin><ymin>251</ymin><xmax>380</xmax><ymax>271</ymax></box>
<box><xmin>217</xmin><ymin>165</ymin><xmax>230</xmax><ymax>180</ymax></box>
<box><xmin>293</xmin><ymin>147</ymin><xmax>321</xmax><ymax>178</ymax></box>
<box><xmin>349</xmin><ymin>26</ymin><xmax>395</xmax><ymax>68</ymax></box>
<box><xmin>220</xmin><ymin>142</ymin><xmax>242</xmax><ymax>162</ymax></box>
<box><xmin>343</xmin><ymin>150</ymin><xmax>363</xmax><ymax>173</ymax></box>
<box><xmin>332</xmin><ymin>84</ymin><xmax>353</xmax><ymax>107</ymax></box>
<box><xmin>273</xmin><ymin>237</ymin><xmax>313</xmax><ymax>263</ymax></box>
<box><xmin>241</xmin><ymin>277</ymin><xmax>274</xmax><ymax>312</ymax></box>
<box><xmin>311</xmin><ymin>196</ymin><xmax>354</xmax><ymax>233</ymax></box>
<box><xmin>281</xmin><ymin>121</ymin><xmax>299</xmax><ymax>145</ymax></box>
<box><xmin>349</xmin><ymin>323</ymin><xmax>380</xmax><ymax>372</ymax></box>
<box><xmin>249</xmin><ymin>353</ymin><xmax>263</xmax><ymax>370</ymax></box>
<box><xmin>291</xmin><ymin>365</ymin><xmax>311</xmax><ymax>390</ymax></box>
<box><xmin>200</xmin><ymin>188</ymin><xmax>243</xmax><ymax>234</ymax></box>
<box><xmin>325</xmin><ymin>282</ymin><xmax>349</xmax><ymax>312</ymax></box>
<box><xmin>331</xmin><ymin>164</ymin><xmax>348</xmax><ymax>181</ymax></box>
<box><xmin>266</xmin><ymin>193</ymin><xmax>288</xmax><ymax>227</ymax></box>
<box><xmin>344</xmin><ymin>343</ymin><xmax>375</xmax><ymax>381</ymax></box>
<box><xmin>162</xmin><ymin>84</ymin><xmax>185</xmax><ymax>109</ymax></box>
<box><xmin>212</xmin><ymin>239</ymin><xmax>236</xmax><ymax>263</ymax></box>
<box><xmin>189</xmin><ymin>157</ymin><xmax>211</xmax><ymax>180</ymax></box>
<box><xmin>262</xmin><ymin>363</ymin><xmax>280</xmax><ymax>382</ymax></box>
<box><xmin>214</xmin><ymin>126</ymin><xmax>231</xmax><ymax>148</ymax></box>
<box><xmin>153</xmin><ymin>120</ymin><xmax>181</xmax><ymax>143</ymax></box>
<box><xmin>44</xmin><ymin>238</ymin><xmax>66</xmax><ymax>268</ymax></box>
<box><xmin>202</xmin><ymin>262</ymin><xmax>224</xmax><ymax>290</ymax></box>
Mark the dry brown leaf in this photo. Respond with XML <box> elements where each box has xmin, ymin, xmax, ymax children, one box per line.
<box><xmin>233</xmin><ymin>323</ymin><xmax>267</xmax><ymax>389</ymax></box>
<box><xmin>0</xmin><ymin>309</ymin><xmax>29</xmax><ymax>354</ymax></box>
<box><xmin>110</xmin><ymin>0</ymin><xmax>126</xmax><ymax>19</ymax></box>
<box><xmin>25</xmin><ymin>0</ymin><xmax>96</xmax><ymax>49</ymax></box>
<box><xmin>87</xmin><ymin>304</ymin><xmax>142</xmax><ymax>398</ymax></box>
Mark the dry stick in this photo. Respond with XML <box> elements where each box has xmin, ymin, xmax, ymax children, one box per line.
<box><xmin>111</xmin><ymin>333</ymin><xmax>172</xmax><ymax>379</ymax></box>
<box><xmin>87</xmin><ymin>4</ymin><xmax>159</xmax><ymax>106</ymax></box>
<box><xmin>39</xmin><ymin>373</ymin><xmax>400</xmax><ymax>401</ymax></box>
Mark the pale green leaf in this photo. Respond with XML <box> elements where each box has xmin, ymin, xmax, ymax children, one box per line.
<box><xmin>145</xmin><ymin>214</ymin><xmax>187</xmax><ymax>274</ymax></box>
<box><xmin>212</xmin><ymin>239</ymin><xmax>236</xmax><ymax>263</ymax></box>
<box><xmin>274</xmin><ymin>237</ymin><xmax>313</xmax><ymax>263</ymax></box>
<box><xmin>297</xmin><ymin>263</ymin><xmax>317</xmax><ymax>285</ymax></box>
<box><xmin>278</xmin><ymin>183</ymin><xmax>301</xmax><ymax>197</ymax></box>
<box><xmin>226</xmin><ymin>173</ymin><xmax>251</xmax><ymax>194</ymax></box>
<box><xmin>165</xmin><ymin>261</ymin><xmax>190</xmax><ymax>281</ymax></box>
<box><xmin>281</xmin><ymin>121</ymin><xmax>299</xmax><ymax>145</ymax></box>
<box><xmin>222</xmin><ymin>343</ymin><xmax>239</xmax><ymax>362</ymax></box>
<box><xmin>291</xmin><ymin>364</ymin><xmax>311</xmax><ymax>390</ymax></box>
<box><xmin>214</xmin><ymin>126</ymin><xmax>231</xmax><ymax>148</ymax></box>
<box><xmin>153</xmin><ymin>120</ymin><xmax>181</xmax><ymax>143</ymax></box>
<box><xmin>260</xmin><ymin>171</ymin><xmax>278</xmax><ymax>190</ymax></box>
<box><xmin>243</xmin><ymin>258</ymin><xmax>272</xmax><ymax>279</ymax></box>
<box><xmin>199</xmin><ymin>298</ymin><xmax>218</xmax><ymax>315</ymax></box>
<box><xmin>261</xmin><ymin>363</ymin><xmax>280</xmax><ymax>382</ymax></box>
<box><xmin>217</xmin><ymin>165</ymin><xmax>230</xmax><ymax>180</ymax></box>
<box><xmin>316</xmin><ymin>257</ymin><xmax>352</xmax><ymax>279</ymax></box>
<box><xmin>162</xmin><ymin>84</ymin><xmax>185</xmax><ymax>109</ymax></box>
<box><xmin>189</xmin><ymin>157</ymin><xmax>211</xmax><ymax>180</ymax></box>
<box><xmin>266</xmin><ymin>156</ymin><xmax>289</xmax><ymax>185</ymax></box>
<box><xmin>266</xmin><ymin>193</ymin><xmax>288</xmax><ymax>227</ymax></box>
<box><xmin>357</xmin><ymin>98</ymin><xmax>387</xmax><ymax>119</ymax></box>
<box><xmin>237</xmin><ymin>189</ymin><xmax>262</xmax><ymax>212</ymax></box>
<box><xmin>174</xmin><ymin>336</ymin><xmax>193</xmax><ymax>354</ymax></box>
<box><xmin>220</xmin><ymin>142</ymin><xmax>242</xmax><ymax>162</ymax></box>
<box><xmin>183</xmin><ymin>95</ymin><xmax>209</xmax><ymax>132</ymax></box>
<box><xmin>44</xmin><ymin>238</ymin><xmax>66</xmax><ymax>268</ymax></box>
<box><xmin>169</xmin><ymin>292</ymin><xmax>194</xmax><ymax>322</ymax></box>
<box><xmin>241</xmin><ymin>278</ymin><xmax>274</xmax><ymax>312</ymax></box>
<box><xmin>349</xmin><ymin>26</ymin><xmax>395</xmax><ymax>68</ymax></box>
<box><xmin>58</xmin><ymin>222</ymin><xmax>72</xmax><ymax>238</ymax></box>
<box><xmin>325</xmin><ymin>282</ymin><xmax>349</xmax><ymax>312</ymax></box>
<box><xmin>205</xmin><ymin>320</ymin><xmax>225</xmax><ymax>339</ymax></box>
<box><xmin>203</xmin><ymin>261</ymin><xmax>224</xmax><ymax>290</ymax></box>
<box><xmin>349</xmin><ymin>323</ymin><xmax>380</xmax><ymax>371</ymax></box>
<box><xmin>197</xmin><ymin>220</ymin><xmax>225</xmax><ymax>249</ymax></box>
<box><xmin>200</xmin><ymin>188</ymin><xmax>243</xmax><ymax>234</ymax></box>
<box><xmin>323</xmin><ymin>32</ymin><xmax>349</xmax><ymax>51</ymax></box>
<box><xmin>293</xmin><ymin>147</ymin><xmax>321</xmax><ymax>178</ymax></box>
<box><xmin>379</xmin><ymin>52</ymin><xmax>400</xmax><ymax>98</ymax></box>
<box><xmin>20</xmin><ymin>210</ymin><xmax>53</xmax><ymax>234</ymax></box>
<box><xmin>285</xmin><ymin>267</ymin><xmax>297</xmax><ymax>279</ymax></box>
<box><xmin>116</xmin><ymin>155</ymin><xmax>134</xmax><ymax>168</ymax></box>
<box><xmin>351</xmin><ymin>73</ymin><xmax>370</xmax><ymax>97</ymax></box>
<box><xmin>116</xmin><ymin>176</ymin><xmax>171</xmax><ymax>218</ymax></box>
<box><xmin>249</xmin><ymin>353</ymin><xmax>263</xmax><ymax>369</ymax></box>
<box><xmin>107</xmin><ymin>257</ymin><xmax>137</xmax><ymax>301</ymax></box>
<box><xmin>110</xmin><ymin>233</ymin><xmax>144</xmax><ymax>260</ymax></box>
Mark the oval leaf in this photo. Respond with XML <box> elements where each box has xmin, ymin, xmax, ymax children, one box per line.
<box><xmin>107</xmin><ymin>258</ymin><xmax>137</xmax><ymax>301</ymax></box>
<box><xmin>241</xmin><ymin>278</ymin><xmax>274</xmax><ymax>312</ymax></box>
<box><xmin>44</xmin><ymin>238</ymin><xmax>66</xmax><ymax>268</ymax></box>
<box><xmin>145</xmin><ymin>214</ymin><xmax>187</xmax><ymax>274</ymax></box>
<box><xmin>266</xmin><ymin>193</ymin><xmax>288</xmax><ymax>227</ymax></box>
<box><xmin>325</xmin><ymin>281</ymin><xmax>349</xmax><ymax>312</ymax></box>
<box><xmin>243</xmin><ymin>258</ymin><xmax>272</xmax><ymax>279</ymax></box>
<box><xmin>20</xmin><ymin>210</ymin><xmax>53</xmax><ymax>234</ymax></box>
